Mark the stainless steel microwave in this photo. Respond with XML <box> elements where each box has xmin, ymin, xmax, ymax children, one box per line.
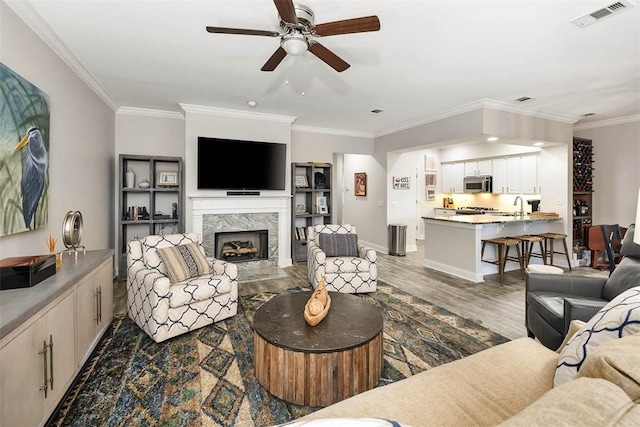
<box><xmin>463</xmin><ymin>176</ymin><xmax>492</xmax><ymax>193</ymax></box>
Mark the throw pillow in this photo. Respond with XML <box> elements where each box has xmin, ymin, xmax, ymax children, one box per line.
<box><xmin>318</xmin><ymin>233</ymin><xmax>358</xmax><ymax>257</ymax></box>
<box><xmin>576</xmin><ymin>335</ymin><xmax>640</xmax><ymax>401</ymax></box>
<box><xmin>157</xmin><ymin>242</ymin><xmax>211</xmax><ymax>283</ymax></box>
<box><xmin>554</xmin><ymin>285</ymin><xmax>640</xmax><ymax>386</ymax></box>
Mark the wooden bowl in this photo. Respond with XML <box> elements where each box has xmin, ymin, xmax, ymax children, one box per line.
<box><xmin>304</xmin><ymin>294</ymin><xmax>332</xmax><ymax>326</ymax></box>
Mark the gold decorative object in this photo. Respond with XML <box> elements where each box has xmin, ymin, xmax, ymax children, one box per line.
<box><xmin>304</xmin><ymin>279</ymin><xmax>331</xmax><ymax>326</ymax></box>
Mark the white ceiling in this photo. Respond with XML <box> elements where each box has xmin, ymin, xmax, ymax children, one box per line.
<box><xmin>8</xmin><ymin>0</ymin><xmax>640</xmax><ymax>136</ymax></box>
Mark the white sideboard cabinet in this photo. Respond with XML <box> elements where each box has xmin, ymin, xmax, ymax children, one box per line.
<box><xmin>0</xmin><ymin>250</ymin><xmax>114</xmax><ymax>427</ymax></box>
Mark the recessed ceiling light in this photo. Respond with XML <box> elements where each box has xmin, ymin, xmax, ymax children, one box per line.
<box><xmin>247</xmin><ymin>101</ymin><xmax>257</xmax><ymax>107</ymax></box>
<box><xmin>487</xmin><ymin>136</ymin><xmax>499</xmax><ymax>142</ymax></box>
<box><xmin>533</xmin><ymin>141</ymin><xmax>545</xmax><ymax>147</ymax></box>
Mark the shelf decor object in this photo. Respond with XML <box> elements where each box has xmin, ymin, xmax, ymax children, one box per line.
<box><xmin>60</xmin><ymin>210</ymin><xmax>85</xmax><ymax>261</ymax></box>
<box><xmin>295</xmin><ymin>175</ymin><xmax>309</xmax><ymax>188</ymax></box>
<box><xmin>157</xmin><ymin>171</ymin><xmax>178</xmax><ymax>187</ymax></box>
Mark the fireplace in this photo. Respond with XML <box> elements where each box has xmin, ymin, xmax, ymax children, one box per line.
<box><xmin>191</xmin><ymin>196</ymin><xmax>291</xmax><ymax>282</ymax></box>
<box><xmin>215</xmin><ymin>230</ymin><xmax>268</xmax><ymax>263</ymax></box>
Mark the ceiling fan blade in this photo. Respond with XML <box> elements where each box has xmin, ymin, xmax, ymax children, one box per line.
<box><xmin>273</xmin><ymin>0</ymin><xmax>298</xmax><ymax>25</ymax></box>
<box><xmin>206</xmin><ymin>26</ymin><xmax>280</xmax><ymax>37</ymax></box>
<box><xmin>261</xmin><ymin>47</ymin><xmax>288</xmax><ymax>71</ymax></box>
<box><xmin>314</xmin><ymin>16</ymin><xmax>380</xmax><ymax>36</ymax></box>
<box><xmin>308</xmin><ymin>42</ymin><xmax>350</xmax><ymax>72</ymax></box>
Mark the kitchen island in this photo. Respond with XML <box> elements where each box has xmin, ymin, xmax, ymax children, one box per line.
<box><xmin>422</xmin><ymin>214</ymin><xmax>565</xmax><ymax>283</ymax></box>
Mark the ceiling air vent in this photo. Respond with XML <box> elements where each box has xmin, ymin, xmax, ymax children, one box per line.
<box><xmin>514</xmin><ymin>96</ymin><xmax>534</xmax><ymax>103</ymax></box>
<box><xmin>370</xmin><ymin>108</ymin><xmax>384</xmax><ymax>114</ymax></box>
<box><xmin>571</xmin><ymin>0</ymin><xmax>635</xmax><ymax>27</ymax></box>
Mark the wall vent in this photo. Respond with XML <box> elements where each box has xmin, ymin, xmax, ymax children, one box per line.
<box><xmin>571</xmin><ymin>0</ymin><xmax>635</xmax><ymax>27</ymax></box>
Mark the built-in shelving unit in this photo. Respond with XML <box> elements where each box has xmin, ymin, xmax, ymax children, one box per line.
<box><xmin>291</xmin><ymin>162</ymin><xmax>332</xmax><ymax>262</ymax></box>
<box><xmin>117</xmin><ymin>154</ymin><xmax>184</xmax><ymax>278</ymax></box>
<box><xmin>572</xmin><ymin>137</ymin><xmax>594</xmax><ymax>249</ymax></box>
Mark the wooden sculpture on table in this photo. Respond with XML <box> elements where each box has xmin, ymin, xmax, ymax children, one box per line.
<box><xmin>304</xmin><ymin>278</ymin><xmax>331</xmax><ymax>326</ymax></box>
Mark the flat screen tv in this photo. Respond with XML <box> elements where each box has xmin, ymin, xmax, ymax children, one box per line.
<box><xmin>197</xmin><ymin>137</ymin><xmax>286</xmax><ymax>190</ymax></box>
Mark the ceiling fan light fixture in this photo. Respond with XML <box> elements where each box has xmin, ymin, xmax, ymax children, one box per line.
<box><xmin>281</xmin><ymin>32</ymin><xmax>308</xmax><ymax>56</ymax></box>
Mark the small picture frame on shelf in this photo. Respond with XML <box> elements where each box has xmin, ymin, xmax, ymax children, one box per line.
<box><xmin>295</xmin><ymin>175</ymin><xmax>309</xmax><ymax>188</ymax></box>
<box><xmin>317</xmin><ymin>205</ymin><xmax>329</xmax><ymax>214</ymax></box>
<box><xmin>157</xmin><ymin>171</ymin><xmax>178</xmax><ymax>187</ymax></box>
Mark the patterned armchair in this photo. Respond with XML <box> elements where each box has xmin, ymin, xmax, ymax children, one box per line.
<box><xmin>307</xmin><ymin>224</ymin><xmax>377</xmax><ymax>293</ymax></box>
<box><xmin>127</xmin><ymin>233</ymin><xmax>238</xmax><ymax>343</ymax></box>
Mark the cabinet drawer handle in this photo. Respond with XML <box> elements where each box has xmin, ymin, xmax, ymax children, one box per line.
<box><xmin>48</xmin><ymin>334</ymin><xmax>54</xmax><ymax>390</ymax></box>
<box><xmin>39</xmin><ymin>340</ymin><xmax>48</xmax><ymax>398</ymax></box>
<box><xmin>97</xmin><ymin>286</ymin><xmax>102</xmax><ymax>324</ymax></box>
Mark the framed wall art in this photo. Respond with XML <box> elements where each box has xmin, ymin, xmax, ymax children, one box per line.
<box><xmin>354</xmin><ymin>172</ymin><xmax>367</xmax><ymax>196</ymax></box>
<box><xmin>425</xmin><ymin>173</ymin><xmax>437</xmax><ymax>187</ymax></box>
<box><xmin>0</xmin><ymin>62</ymin><xmax>51</xmax><ymax>237</ymax></box>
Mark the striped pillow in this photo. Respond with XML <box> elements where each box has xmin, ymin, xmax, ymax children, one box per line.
<box><xmin>157</xmin><ymin>243</ymin><xmax>211</xmax><ymax>283</ymax></box>
<box><xmin>318</xmin><ymin>233</ymin><xmax>358</xmax><ymax>257</ymax></box>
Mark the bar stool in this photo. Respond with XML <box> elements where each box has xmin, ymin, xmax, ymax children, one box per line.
<box><xmin>481</xmin><ymin>237</ymin><xmax>525</xmax><ymax>284</ymax></box>
<box><xmin>537</xmin><ymin>232</ymin><xmax>572</xmax><ymax>271</ymax></box>
<box><xmin>511</xmin><ymin>235</ymin><xmax>546</xmax><ymax>267</ymax></box>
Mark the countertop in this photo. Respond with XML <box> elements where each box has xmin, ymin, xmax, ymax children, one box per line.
<box><xmin>422</xmin><ymin>214</ymin><xmax>562</xmax><ymax>225</ymax></box>
<box><xmin>0</xmin><ymin>249</ymin><xmax>114</xmax><ymax>340</ymax></box>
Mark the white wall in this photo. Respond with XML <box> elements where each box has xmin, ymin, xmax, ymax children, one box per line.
<box><xmin>1</xmin><ymin>4</ymin><xmax>114</xmax><ymax>259</ymax></box>
<box><xmin>342</xmin><ymin>153</ymin><xmax>387</xmax><ymax>251</ymax></box>
<box><xmin>574</xmin><ymin>120</ymin><xmax>640</xmax><ymax>226</ymax></box>
<box><xmin>180</xmin><ymin>107</ymin><xmax>294</xmax><ymax>233</ymax></box>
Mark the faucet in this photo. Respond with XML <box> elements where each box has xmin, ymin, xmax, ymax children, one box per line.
<box><xmin>514</xmin><ymin>196</ymin><xmax>524</xmax><ymax>216</ymax></box>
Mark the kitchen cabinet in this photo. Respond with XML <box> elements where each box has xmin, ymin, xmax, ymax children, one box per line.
<box><xmin>292</xmin><ymin>162</ymin><xmax>332</xmax><ymax>262</ymax></box>
<box><xmin>519</xmin><ymin>154</ymin><xmax>538</xmax><ymax>194</ymax></box>
<box><xmin>492</xmin><ymin>158</ymin><xmax>507</xmax><ymax>194</ymax></box>
<box><xmin>492</xmin><ymin>155</ymin><xmax>538</xmax><ymax>195</ymax></box>
<box><xmin>434</xmin><ymin>208</ymin><xmax>457</xmax><ymax>216</ymax></box>
<box><xmin>442</xmin><ymin>162</ymin><xmax>465</xmax><ymax>193</ymax></box>
<box><xmin>118</xmin><ymin>154</ymin><xmax>184</xmax><ymax>279</ymax></box>
<box><xmin>464</xmin><ymin>160</ymin><xmax>492</xmax><ymax>177</ymax></box>
<box><xmin>0</xmin><ymin>292</ymin><xmax>75</xmax><ymax>426</ymax></box>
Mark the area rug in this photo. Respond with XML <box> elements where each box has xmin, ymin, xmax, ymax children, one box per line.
<box><xmin>48</xmin><ymin>281</ymin><xmax>509</xmax><ymax>427</ymax></box>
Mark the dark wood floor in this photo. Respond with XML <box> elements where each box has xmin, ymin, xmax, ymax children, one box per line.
<box><xmin>114</xmin><ymin>240</ymin><xmax>607</xmax><ymax>341</ymax></box>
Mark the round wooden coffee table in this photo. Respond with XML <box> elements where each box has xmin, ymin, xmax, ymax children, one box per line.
<box><xmin>253</xmin><ymin>291</ymin><xmax>384</xmax><ymax>407</ymax></box>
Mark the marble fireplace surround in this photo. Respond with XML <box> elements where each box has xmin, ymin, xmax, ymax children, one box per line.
<box><xmin>191</xmin><ymin>197</ymin><xmax>291</xmax><ymax>277</ymax></box>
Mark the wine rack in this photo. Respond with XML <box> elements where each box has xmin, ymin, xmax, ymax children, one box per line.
<box><xmin>573</xmin><ymin>138</ymin><xmax>594</xmax><ymax>192</ymax></box>
<box><xmin>572</xmin><ymin>137</ymin><xmax>594</xmax><ymax>250</ymax></box>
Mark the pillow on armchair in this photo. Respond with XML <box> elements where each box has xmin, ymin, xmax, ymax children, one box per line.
<box><xmin>157</xmin><ymin>242</ymin><xmax>211</xmax><ymax>283</ymax></box>
<box><xmin>318</xmin><ymin>233</ymin><xmax>359</xmax><ymax>257</ymax></box>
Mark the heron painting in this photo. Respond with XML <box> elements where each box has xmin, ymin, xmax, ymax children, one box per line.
<box><xmin>0</xmin><ymin>62</ymin><xmax>50</xmax><ymax>236</ymax></box>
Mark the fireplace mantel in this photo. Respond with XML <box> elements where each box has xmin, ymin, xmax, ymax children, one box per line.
<box><xmin>191</xmin><ymin>196</ymin><xmax>291</xmax><ymax>268</ymax></box>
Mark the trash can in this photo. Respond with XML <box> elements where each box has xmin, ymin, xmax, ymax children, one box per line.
<box><xmin>388</xmin><ymin>224</ymin><xmax>407</xmax><ymax>256</ymax></box>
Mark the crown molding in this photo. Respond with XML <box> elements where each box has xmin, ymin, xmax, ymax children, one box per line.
<box><xmin>179</xmin><ymin>104</ymin><xmax>296</xmax><ymax>124</ymax></box>
<box><xmin>481</xmin><ymin>99</ymin><xmax>580</xmax><ymax>124</ymax></box>
<box><xmin>375</xmin><ymin>98</ymin><xmax>581</xmax><ymax>138</ymax></box>
<box><xmin>117</xmin><ymin>107</ymin><xmax>184</xmax><ymax>120</ymax></box>
<box><xmin>573</xmin><ymin>114</ymin><xmax>640</xmax><ymax>130</ymax></box>
<box><xmin>5</xmin><ymin>0</ymin><xmax>120</xmax><ymax>112</ymax></box>
<box><xmin>292</xmin><ymin>124</ymin><xmax>373</xmax><ymax>139</ymax></box>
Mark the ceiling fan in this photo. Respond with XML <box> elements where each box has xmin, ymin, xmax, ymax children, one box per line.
<box><xmin>205</xmin><ymin>0</ymin><xmax>380</xmax><ymax>72</ymax></box>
